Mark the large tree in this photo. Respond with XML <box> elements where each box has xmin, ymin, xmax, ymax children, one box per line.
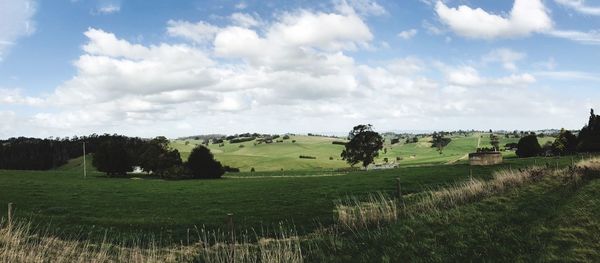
<box><xmin>516</xmin><ymin>135</ymin><xmax>542</xmax><ymax>158</ymax></box>
<box><xmin>552</xmin><ymin>128</ymin><xmax>578</xmax><ymax>155</ymax></box>
<box><xmin>186</xmin><ymin>145</ymin><xmax>224</xmax><ymax>179</ymax></box>
<box><xmin>139</xmin><ymin>136</ymin><xmax>182</xmax><ymax>176</ymax></box>
<box><xmin>341</xmin><ymin>124</ymin><xmax>384</xmax><ymax>168</ymax></box>
<box><xmin>577</xmin><ymin>109</ymin><xmax>600</xmax><ymax>152</ymax></box>
<box><xmin>92</xmin><ymin>139</ymin><xmax>133</xmax><ymax>176</ymax></box>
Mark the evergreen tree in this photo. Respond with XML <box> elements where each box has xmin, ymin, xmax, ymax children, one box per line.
<box><xmin>516</xmin><ymin>135</ymin><xmax>542</xmax><ymax>158</ymax></box>
<box><xmin>186</xmin><ymin>145</ymin><xmax>224</xmax><ymax>179</ymax></box>
<box><xmin>577</xmin><ymin>109</ymin><xmax>600</xmax><ymax>152</ymax></box>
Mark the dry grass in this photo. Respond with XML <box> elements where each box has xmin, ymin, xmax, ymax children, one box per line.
<box><xmin>335</xmin><ymin>165</ymin><xmax>557</xmax><ymax>229</ymax></box>
<box><xmin>0</xmin><ymin>220</ymin><xmax>303</xmax><ymax>263</ymax></box>
<box><xmin>334</xmin><ymin>192</ymin><xmax>398</xmax><ymax>231</ymax></box>
<box><xmin>413</xmin><ymin>166</ymin><xmax>548</xmax><ymax>214</ymax></box>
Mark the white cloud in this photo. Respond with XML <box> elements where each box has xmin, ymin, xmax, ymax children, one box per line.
<box><xmin>230</xmin><ymin>13</ymin><xmax>261</xmax><ymax>28</ymax></box>
<box><xmin>97</xmin><ymin>3</ymin><xmax>120</xmax><ymax>14</ymax></box>
<box><xmin>334</xmin><ymin>0</ymin><xmax>386</xmax><ymax>16</ymax></box>
<box><xmin>166</xmin><ymin>20</ymin><xmax>220</xmax><ymax>44</ymax></box>
<box><xmin>2</xmin><ymin>1</ymin><xmax>595</xmax><ymax>137</ymax></box>
<box><xmin>547</xmin><ymin>29</ymin><xmax>600</xmax><ymax>45</ymax></box>
<box><xmin>482</xmin><ymin>48</ymin><xmax>526</xmax><ymax>71</ymax></box>
<box><xmin>398</xmin><ymin>29</ymin><xmax>418</xmax><ymax>40</ymax></box>
<box><xmin>235</xmin><ymin>2</ymin><xmax>247</xmax><ymax>10</ymax></box>
<box><xmin>0</xmin><ymin>0</ymin><xmax>36</xmax><ymax>61</ymax></box>
<box><xmin>0</xmin><ymin>88</ymin><xmax>43</xmax><ymax>106</ymax></box>
<box><xmin>444</xmin><ymin>66</ymin><xmax>535</xmax><ymax>87</ymax></box>
<box><xmin>435</xmin><ymin>0</ymin><xmax>552</xmax><ymax>39</ymax></box>
<box><xmin>555</xmin><ymin>0</ymin><xmax>600</xmax><ymax>15</ymax></box>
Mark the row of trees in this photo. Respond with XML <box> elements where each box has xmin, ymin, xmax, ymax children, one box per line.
<box><xmin>0</xmin><ymin>134</ymin><xmax>145</xmax><ymax>170</ymax></box>
<box><xmin>516</xmin><ymin>109</ymin><xmax>600</xmax><ymax>157</ymax></box>
<box><xmin>93</xmin><ymin>136</ymin><xmax>224</xmax><ymax>179</ymax></box>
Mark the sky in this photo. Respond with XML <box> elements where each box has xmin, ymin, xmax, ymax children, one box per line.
<box><xmin>0</xmin><ymin>0</ymin><xmax>599</xmax><ymax>138</ymax></box>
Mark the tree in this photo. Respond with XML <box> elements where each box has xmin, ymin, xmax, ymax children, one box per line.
<box><xmin>431</xmin><ymin>132</ymin><xmax>451</xmax><ymax>154</ymax></box>
<box><xmin>490</xmin><ymin>134</ymin><xmax>500</xmax><ymax>151</ymax></box>
<box><xmin>341</xmin><ymin>124</ymin><xmax>384</xmax><ymax>168</ymax></box>
<box><xmin>186</xmin><ymin>145</ymin><xmax>224</xmax><ymax>179</ymax></box>
<box><xmin>516</xmin><ymin>135</ymin><xmax>542</xmax><ymax>158</ymax></box>
<box><xmin>577</xmin><ymin>108</ymin><xmax>600</xmax><ymax>152</ymax></box>
<box><xmin>551</xmin><ymin>128</ymin><xmax>578</xmax><ymax>155</ymax></box>
<box><xmin>139</xmin><ymin>137</ymin><xmax>182</xmax><ymax>177</ymax></box>
<box><xmin>93</xmin><ymin>139</ymin><xmax>133</xmax><ymax>176</ymax></box>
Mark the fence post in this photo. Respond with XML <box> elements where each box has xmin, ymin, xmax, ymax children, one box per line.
<box><xmin>396</xmin><ymin>178</ymin><xmax>402</xmax><ymax>200</ymax></box>
<box><xmin>469</xmin><ymin>168</ymin><xmax>473</xmax><ymax>180</ymax></box>
<box><xmin>227</xmin><ymin>213</ymin><xmax>235</xmax><ymax>261</ymax></box>
<box><xmin>7</xmin><ymin>203</ymin><xmax>13</xmax><ymax>232</ymax></box>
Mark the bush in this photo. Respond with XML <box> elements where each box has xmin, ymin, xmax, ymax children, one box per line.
<box><xmin>161</xmin><ymin>165</ymin><xmax>190</xmax><ymax>179</ymax></box>
<box><xmin>516</xmin><ymin>135</ymin><xmax>542</xmax><ymax>158</ymax></box>
<box><xmin>186</xmin><ymin>145</ymin><xmax>224</xmax><ymax>179</ymax></box>
<box><xmin>229</xmin><ymin>137</ymin><xmax>254</xmax><ymax>144</ymax></box>
<box><xmin>390</xmin><ymin>138</ymin><xmax>400</xmax><ymax>144</ymax></box>
<box><xmin>224</xmin><ymin>165</ymin><xmax>240</xmax><ymax>173</ymax></box>
<box><xmin>505</xmin><ymin>143</ymin><xmax>518</xmax><ymax>150</ymax></box>
<box><xmin>332</xmin><ymin>141</ymin><xmax>347</xmax><ymax>145</ymax></box>
<box><xmin>282</xmin><ymin>135</ymin><xmax>290</xmax><ymax>140</ymax></box>
<box><xmin>299</xmin><ymin>155</ymin><xmax>317</xmax><ymax>159</ymax></box>
<box><xmin>292</xmin><ymin>140</ymin><xmax>296</xmax><ymax>143</ymax></box>
<box><xmin>250</xmin><ymin>167</ymin><xmax>255</xmax><ymax>172</ymax></box>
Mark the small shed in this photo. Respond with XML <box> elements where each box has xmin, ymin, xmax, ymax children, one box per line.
<box><xmin>468</xmin><ymin>152</ymin><xmax>503</xmax><ymax>166</ymax></box>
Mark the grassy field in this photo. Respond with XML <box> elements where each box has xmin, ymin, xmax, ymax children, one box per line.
<box><xmin>171</xmin><ymin>133</ymin><xmax>548</xmax><ymax>172</ymax></box>
<box><xmin>1</xmin><ymin>156</ymin><xmax>598</xmax><ymax>262</ymax></box>
<box><xmin>0</xmin><ymin>153</ymin><xmax>578</xmax><ymax>244</ymax></box>
<box><xmin>308</xmin><ymin>164</ymin><xmax>600</xmax><ymax>262</ymax></box>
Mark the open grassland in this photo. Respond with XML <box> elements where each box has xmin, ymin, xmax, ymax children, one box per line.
<box><xmin>0</xmin><ymin>154</ymin><xmax>579</xmax><ymax>244</ymax></box>
<box><xmin>172</xmin><ymin>133</ymin><xmax>540</xmax><ymax>172</ymax></box>
<box><xmin>172</xmin><ymin>135</ymin><xmax>348</xmax><ymax>172</ymax></box>
<box><xmin>1</xmin><ymin>157</ymin><xmax>598</xmax><ymax>262</ymax></box>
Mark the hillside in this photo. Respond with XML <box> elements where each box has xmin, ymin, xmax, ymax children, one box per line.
<box><xmin>171</xmin><ymin>134</ymin><xmax>555</xmax><ymax>172</ymax></box>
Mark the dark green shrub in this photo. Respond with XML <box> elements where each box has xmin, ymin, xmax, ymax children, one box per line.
<box><xmin>516</xmin><ymin>135</ymin><xmax>542</xmax><ymax>158</ymax></box>
<box><xmin>186</xmin><ymin>145</ymin><xmax>224</xmax><ymax>179</ymax></box>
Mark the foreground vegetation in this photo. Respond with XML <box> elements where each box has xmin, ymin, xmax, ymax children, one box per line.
<box><xmin>0</xmin><ymin>155</ymin><xmax>584</xmax><ymax>242</ymax></box>
<box><xmin>2</xmin><ymin>157</ymin><xmax>598</xmax><ymax>262</ymax></box>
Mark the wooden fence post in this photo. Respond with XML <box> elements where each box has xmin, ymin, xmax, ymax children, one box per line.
<box><xmin>7</xmin><ymin>203</ymin><xmax>13</xmax><ymax>232</ymax></box>
<box><xmin>396</xmin><ymin>178</ymin><xmax>402</xmax><ymax>200</ymax></box>
<box><xmin>227</xmin><ymin>213</ymin><xmax>235</xmax><ymax>261</ymax></box>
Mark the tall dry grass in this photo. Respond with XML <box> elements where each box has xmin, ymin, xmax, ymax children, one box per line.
<box><xmin>334</xmin><ymin>192</ymin><xmax>397</xmax><ymax>231</ymax></box>
<box><xmin>0</xmin><ymin>220</ymin><xmax>303</xmax><ymax>263</ymax></box>
<box><xmin>335</xmin><ymin>165</ymin><xmax>564</xmax><ymax>230</ymax></box>
<box><xmin>412</xmin><ymin>166</ymin><xmax>547</xmax><ymax>214</ymax></box>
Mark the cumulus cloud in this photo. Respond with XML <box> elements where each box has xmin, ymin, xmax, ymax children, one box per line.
<box><xmin>167</xmin><ymin>20</ymin><xmax>220</xmax><ymax>44</ymax></box>
<box><xmin>443</xmin><ymin>66</ymin><xmax>535</xmax><ymax>87</ymax></box>
<box><xmin>555</xmin><ymin>0</ymin><xmax>600</xmax><ymax>15</ymax></box>
<box><xmin>398</xmin><ymin>29</ymin><xmax>418</xmax><ymax>40</ymax></box>
<box><xmin>0</xmin><ymin>0</ymin><xmax>36</xmax><ymax>61</ymax></box>
<box><xmin>2</xmin><ymin>1</ymin><xmax>591</xmax><ymax>138</ymax></box>
<box><xmin>435</xmin><ymin>0</ymin><xmax>552</xmax><ymax>39</ymax></box>
<box><xmin>230</xmin><ymin>13</ymin><xmax>262</xmax><ymax>28</ymax></box>
<box><xmin>0</xmin><ymin>88</ymin><xmax>43</xmax><ymax>106</ymax></box>
<box><xmin>483</xmin><ymin>48</ymin><xmax>526</xmax><ymax>71</ymax></box>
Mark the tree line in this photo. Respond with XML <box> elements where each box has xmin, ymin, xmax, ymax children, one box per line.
<box><xmin>516</xmin><ymin>109</ymin><xmax>600</xmax><ymax>157</ymax></box>
<box><xmin>0</xmin><ymin>134</ymin><xmax>145</xmax><ymax>170</ymax></box>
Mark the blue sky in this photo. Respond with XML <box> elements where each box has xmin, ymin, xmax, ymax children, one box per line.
<box><xmin>0</xmin><ymin>0</ymin><xmax>599</xmax><ymax>138</ymax></box>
